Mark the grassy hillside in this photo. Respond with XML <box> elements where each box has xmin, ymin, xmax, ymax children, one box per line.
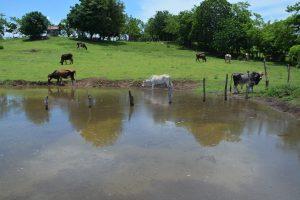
<box><xmin>0</xmin><ymin>37</ymin><xmax>300</xmax><ymax>94</ymax></box>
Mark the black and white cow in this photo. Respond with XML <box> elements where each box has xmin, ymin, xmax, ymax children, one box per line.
<box><xmin>230</xmin><ymin>71</ymin><xmax>264</xmax><ymax>94</ymax></box>
<box><xmin>225</xmin><ymin>54</ymin><xmax>231</xmax><ymax>63</ymax></box>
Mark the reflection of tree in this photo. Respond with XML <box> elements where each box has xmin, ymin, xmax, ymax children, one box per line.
<box><xmin>180</xmin><ymin>122</ymin><xmax>240</xmax><ymax>146</ymax></box>
<box><xmin>22</xmin><ymin>97</ymin><xmax>49</xmax><ymax>124</ymax></box>
<box><xmin>68</xmin><ymin>91</ymin><xmax>123</xmax><ymax>147</ymax></box>
<box><xmin>143</xmin><ymin>91</ymin><xmax>246</xmax><ymax>147</ymax></box>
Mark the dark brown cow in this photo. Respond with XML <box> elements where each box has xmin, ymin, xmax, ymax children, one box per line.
<box><xmin>77</xmin><ymin>42</ymin><xmax>87</xmax><ymax>50</ymax></box>
<box><xmin>196</xmin><ymin>52</ymin><xmax>207</xmax><ymax>62</ymax></box>
<box><xmin>60</xmin><ymin>53</ymin><xmax>73</xmax><ymax>65</ymax></box>
<box><xmin>48</xmin><ymin>69</ymin><xmax>76</xmax><ymax>85</ymax></box>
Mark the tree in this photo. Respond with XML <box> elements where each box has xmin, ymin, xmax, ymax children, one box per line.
<box><xmin>144</xmin><ymin>11</ymin><xmax>175</xmax><ymax>41</ymax></box>
<box><xmin>67</xmin><ymin>0</ymin><xmax>125</xmax><ymax>40</ymax></box>
<box><xmin>6</xmin><ymin>17</ymin><xmax>21</xmax><ymax>38</ymax></box>
<box><xmin>261</xmin><ymin>20</ymin><xmax>296</xmax><ymax>61</ymax></box>
<box><xmin>287</xmin><ymin>2</ymin><xmax>300</xmax><ymax>33</ymax></box>
<box><xmin>20</xmin><ymin>11</ymin><xmax>50</xmax><ymax>39</ymax></box>
<box><xmin>0</xmin><ymin>13</ymin><xmax>7</xmax><ymax>38</ymax></box>
<box><xmin>177</xmin><ymin>10</ymin><xmax>194</xmax><ymax>47</ymax></box>
<box><xmin>191</xmin><ymin>0</ymin><xmax>232</xmax><ymax>49</ymax></box>
<box><xmin>58</xmin><ymin>18</ymin><xmax>74</xmax><ymax>37</ymax></box>
<box><xmin>123</xmin><ymin>15</ymin><xmax>144</xmax><ymax>41</ymax></box>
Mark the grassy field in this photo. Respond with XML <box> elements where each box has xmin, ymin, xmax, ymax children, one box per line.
<box><xmin>0</xmin><ymin>37</ymin><xmax>299</xmax><ymax>96</ymax></box>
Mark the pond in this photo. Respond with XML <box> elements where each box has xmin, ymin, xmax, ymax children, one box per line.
<box><xmin>0</xmin><ymin>88</ymin><xmax>300</xmax><ymax>200</ymax></box>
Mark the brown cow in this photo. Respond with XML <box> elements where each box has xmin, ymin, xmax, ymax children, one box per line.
<box><xmin>196</xmin><ymin>52</ymin><xmax>207</xmax><ymax>62</ymax></box>
<box><xmin>48</xmin><ymin>69</ymin><xmax>76</xmax><ymax>85</ymax></box>
<box><xmin>77</xmin><ymin>42</ymin><xmax>87</xmax><ymax>50</ymax></box>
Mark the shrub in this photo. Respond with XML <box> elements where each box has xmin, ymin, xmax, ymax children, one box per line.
<box><xmin>267</xmin><ymin>84</ymin><xmax>300</xmax><ymax>99</ymax></box>
<box><xmin>0</xmin><ymin>45</ymin><xmax>3</xmax><ymax>49</ymax></box>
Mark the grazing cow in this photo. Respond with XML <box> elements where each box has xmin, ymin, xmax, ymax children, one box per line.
<box><xmin>77</xmin><ymin>42</ymin><xmax>87</xmax><ymax>50</ymax></box>
<box><xmin>225</xmin><ymin>54</ymin><xmax>232</xmax><ymax>63</ymax></box>
<box><xmin>230</xmin><ymin>71</ymin><xmax>264</xmax><ymax>94</ymax></box>
<box><xmin>196</xmin><ymin>52</ymin><xmax>207</xmax><ymax>62</ymax></box>
<box><xmin>60</xmin><ymin>53</ymin><xmax>73</xmax><ymax>65</ymax></box>
<box><xmin>142</xmin><ymin>74</ymin><xmax>173</xmax><ymax>89</ymax></box>
<box><xmin>48</xmin><ymin>69</ymin><xmax>76</xmax><ymax>85</ymax></box>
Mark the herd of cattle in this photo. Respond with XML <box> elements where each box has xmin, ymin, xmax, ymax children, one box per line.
<box><xmin>48</xmin><ymin>44</ymin><xmax>263</xmax><ymax>94</ymax></box>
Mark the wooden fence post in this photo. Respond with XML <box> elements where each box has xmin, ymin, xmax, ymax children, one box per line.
<box><xmin>225</xmin><ymin>74</ymin><xmax>228</xmax><ymax>101</ymax></box>
<box><xmin>203</xmin><ymin>78</ymin><xmax>206</xmax><ymax>102</ymax></box>
<box><xmin>264</xmin><ymin>58</ymin><xmax>269</xmax><ymax>89</ymax></box>
<box><xmin>129</xmin><ymin>90</ymin><xmax>134</xmax><ymax>107</ymax></box>
<box><xmin>287</xmin><ymin>64</ymin><xmax>291</xmax><ymax>83</ymax></box>
<box><xmin>245</xmin><ymin>84</ymin><xmax>249</xmax><ymax>99</ymax></box>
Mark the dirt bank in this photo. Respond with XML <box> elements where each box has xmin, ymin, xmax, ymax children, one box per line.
<box><xmin>0</xmin><ymin>78</ymin><xmax>199</xmax><ymax>90</ymax></box>
<box><xmin>1</xmin><ymin>78</ymin><xmax>299</xmax><ymax>119</ymax></box>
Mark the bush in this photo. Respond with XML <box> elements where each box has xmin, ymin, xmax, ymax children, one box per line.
<box><xmin>267</xmin><ymin>84</ymin><xmax>300</xmax><ymax>99</ymax></box>
<box><xmin>0</xmin><ymin>45</ymin><xmax>3</xmax><ymax>49</ymax></box>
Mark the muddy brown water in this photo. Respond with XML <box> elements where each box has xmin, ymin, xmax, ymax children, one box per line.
<box><xmin>0</xmin><ymin>88</ymin><xmax>300</xmax><ymax>200</ymax></box>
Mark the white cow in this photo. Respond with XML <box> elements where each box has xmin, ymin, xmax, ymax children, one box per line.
<box><xmin>142</xmin><ymin>74</ymin><xmax>173</xmax><ymax>89</ymax></box>
<box><xmin>225</xmin><ymin>54</ymin><xmax>232</xmax><ymax>63</ymax></box>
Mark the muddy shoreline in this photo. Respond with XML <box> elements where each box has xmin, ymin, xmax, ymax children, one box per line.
<box><xmin>1</xmin><ymin>79</ymin><xmax>299</xmax><ymax>119</ymax></box>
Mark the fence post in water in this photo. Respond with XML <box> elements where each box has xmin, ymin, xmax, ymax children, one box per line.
<box><xmin>44</xmin><ymin>96</ymin><xmax>49</xmax><ymax>110</ymax></box>
<box><xmin>168</xmin><ymin>86</ymin><xmax>172</xmax><ymax>104</ymax></box>
<box><xmin>287</xmin><ymin>64</ymin><xmax>291</xmax><ymax>83</ymax></box>
<box><xmin>88</xmin><ymin>95</ymin><xmax>92</xmax><ymax>108</ymax></box>
<box><xmin>224</xmin><ymin>74</ymin><xmax>228</xmax><ymax>101</ymax></box>
<box><xmin>203</xmin><ymin>78</ymin><xmax>206</xmax><ymax>102</ymax></box>
<box><xmin>263</xmin><ymin>58</ymin><xmax>269</xmax><ymax>89</ymax></box>
<box><xmin>129</xmin><ymin>90</ymin><xmax>134</xmax><ymax>107</ymax></box>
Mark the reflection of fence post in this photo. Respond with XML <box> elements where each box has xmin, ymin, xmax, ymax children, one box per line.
<box><xmin>264</xmin><ymin>58</ymin><xmax>269</xmax><ymax>89</ymax></box>
<box><xmin>245</xmin><ymin>84</ymin><xmax>249</xmax><ymax>99</ymax></box>
<box><xmin>88</xmin><ymin>95</ymin><xmax>92</xmax><ymax>108</ymax></box>
<box><xmin>225</xmin><ymin>74</ymin><xmax>228</xmax><ymax>101</ymax></box>
<box><xmin>129</xmin><ymin>90</ymin><xmax>134</xmax><ymax>107</ymax></box>
<box><xmin>203</xmin><ymin>78</ymin><xmax>206</xmax><ymax>102</ymax></box>
<box><xmin>44</xmin><ymin>96</ymin><xmax>49</xmax><ymax>110</ymax></box>
<box><xmin>168</xmin><ymin>86</ymin><xmax>172</xmax><ymax>104</ymax></box>
<box><xmin>287</xmin><ymin>64</ymin><xmax>291</xmax><ymax>83</ymax></box>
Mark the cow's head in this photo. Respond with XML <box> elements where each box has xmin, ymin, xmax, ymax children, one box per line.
<box><xmin>251</xmin><ymin>72</ymin><xmax>264</xmax><ymax>85</ymax></box>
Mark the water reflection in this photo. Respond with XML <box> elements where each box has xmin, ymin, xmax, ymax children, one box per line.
<box><xmin>1</xmin><ymin>88</ymin><xmax>300</xmax><ymax>200</ymax></box>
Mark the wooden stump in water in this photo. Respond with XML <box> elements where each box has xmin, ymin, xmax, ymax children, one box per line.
<box><xmin>129</xmin><ymin>90</ymin><xmax>134</xmax><ymax>107</ymax></box>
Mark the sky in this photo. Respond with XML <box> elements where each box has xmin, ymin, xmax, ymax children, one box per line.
<box><xmin>0</xmin><ymin>0</ymin><xmax>299</xmax><ymax>24</ymax></box>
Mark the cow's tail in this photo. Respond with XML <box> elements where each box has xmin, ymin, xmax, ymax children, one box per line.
<box><xmin>229</xmin><ymin>73</ymin><xmax>233</xmax><ymax>93</ymax></box>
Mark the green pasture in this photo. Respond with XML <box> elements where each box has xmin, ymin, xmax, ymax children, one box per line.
<box><xmin>0</xmin><ymin>37</ymin><xmax>299</xmax><ymax>95</ymax></box>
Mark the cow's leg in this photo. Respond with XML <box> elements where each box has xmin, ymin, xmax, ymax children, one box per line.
<box><xmin>233</xmin><ymin>84</ymin><xmax>239</xmax><ymax>94</ymax></box>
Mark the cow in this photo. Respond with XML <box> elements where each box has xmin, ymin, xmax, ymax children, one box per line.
<box><xmin>230</xmin><ymin>71</ymin><xmax>264</xmax><ymax>94</ymax></box>
<box><xmin>48</xmin><ymin>69</ymin><xmax>76</xmax><ymax>85</ymax></box>
<box><xmin>142</xmin><ymin>74</ymin><xmax>173</xmax><ymax>89</ymax></box>
<box><xmin>225</xmin><ymin>54</ymin><xmax>231</xmax><ymax>63</ymax></box>
<box><xmin>196</xmin><ymin>52</ymin><xmax>207</xmax><ymax>62</ymax></box>
<box><xmin>77</xmin><ymin>42</ymin><xmax>87</xmax><ymax>50</ymax></box>
<box><xmin>60</xmin><ymin>53</ymin><xmax>73</xmax><ymax>65</ymax></box>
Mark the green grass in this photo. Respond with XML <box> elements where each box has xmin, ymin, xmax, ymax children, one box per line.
<box><xmin>0</xmin><ymin>37</ymin><xmax>300</xmax><ymax>101</ymax></box>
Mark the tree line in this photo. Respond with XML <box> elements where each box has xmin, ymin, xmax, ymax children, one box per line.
<box><xmin>0</xmin><ymin>0</ymin><xmax>299</xmax><ymax>65</ymax></box>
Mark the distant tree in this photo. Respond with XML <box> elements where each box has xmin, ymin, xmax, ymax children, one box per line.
<box><xmin>0</xmin><ymin>13</ymin><xmax>7</xmax><ymax>38</ymax></box>
<box><xmin>123</xmin><ymin>15</ymin><xmax>144</xmax><ymax>41</ymax></box>
<box><xmin>67</xmin><ymin>0</ymin><xmax>125</xmax><ymax>40</ymax></box>
<box><xmin>191</xmin><ymin>0</ymin><xmax>232</xmax><ymax>49</ymax></box>
<box><xmin>58</xmin><ymin>18</ymin><xmax>74</xmax><ymax>37</ymax></box>
<box><xmin>287</xmin><ymin>2</ymin><xmax>300</xmax><ymax>33</ymax></box>
<box><xmin>177</xmin><ymin>10</ymin><xmax>194</xmax><ymax>47</ymax></box>
<box><xmin>6</xmin><ymin>17</ymin><xmax>21</xmax><ymax>38</ymax></box>
<box><xmin>144</xmin><ymin>11</ymin><xmax>174</xmax><ymax>41</ymax></box>
<box><xmin>261</xmin><ymin>20</ymin><xmax>296</xmax><ymax>61</ymax></box>
<box><xmin>20</xmin><ymin>11</ymin><xmax>50</xmax><ymax>39</ymax></box>
<box><xmin>163</xmin><ymin>15</ymin><xmax>180</xmax><ymax>41</ymax></box>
